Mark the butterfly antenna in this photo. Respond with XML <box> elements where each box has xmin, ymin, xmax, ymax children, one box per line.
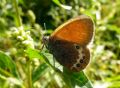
<box><xmin>40</xmin><ymin>23</ymin><xmax>47</xmax><ymax>51</ymax></box>
<box><xmin>44</xmin><ymin>23</ymin><xmax>47</xmax><ymax>32</ymax></box>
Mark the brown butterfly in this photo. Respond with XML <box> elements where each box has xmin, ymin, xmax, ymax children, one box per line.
<box><xmin>43</xmin><ymin>15</ymin><xmax>94</xmax><ymax>72</ymax></box>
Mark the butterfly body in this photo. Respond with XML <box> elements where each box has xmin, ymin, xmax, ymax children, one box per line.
<box><xmin>43</xmin><ymin>15</ymin><xmax>94</xmax><ymax>72</ymax></box>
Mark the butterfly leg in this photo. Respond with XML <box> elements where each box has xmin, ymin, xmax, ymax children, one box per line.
<box><xmin>40</xmin><ymin>44</ymin><xmax>44</xmax><ymax>51</ymax></box>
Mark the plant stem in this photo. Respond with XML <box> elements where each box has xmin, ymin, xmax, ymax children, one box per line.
<box><xmin>0</xmin><ymin>68</ymin><xmax>13</xmax><ymax>77</ymax></box>
<box><xmin>12</xmin><ymin>0</ymin><xmax>22</xmax><ymax>27</ymax></box>
<box><xmin>27</xmin><ymin>60</ymin><xmax>32</xmax><ymax>88</ymax></box>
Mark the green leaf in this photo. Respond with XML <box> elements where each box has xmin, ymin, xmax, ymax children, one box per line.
<box><xmin>26</xmin><ymin>48</ymin><xmax>52</xmax><ymax>66</ymax></box>
<box><xmin>106</xmin><ymin>24</ymin><xmax>120</xmax><ymax>34</ymax></box>
<box><xmin>32</xmin><ymin>63</ymin><xmax>48</xmax><ymax>82</ymax></box>
<box><xmin>63</xmin><ymin>68</ymin><xmax>93</xmax><ymax>88</ymax></box>
<box><xmin>110</xmin><ymin>81</ymin><xmax>120</xmax><ymax>88</ymax></box>
<box><xmin>71</xmin><ymin>71</ymin><xmax>88</xmax><ymax>86</ymax></box>
<box><xmin>26</xmin><ymin>48</ymin><xmax>45</xmax><ymax>61</ymax></box>
<box><xmin>0</xmin><ymin>51</ymin><xmax>19</xmax><ymax>78</ymax></box>
<box><xmin>52</xmin><ymin>0</ymin><xmax>72</xmax><ymax>10</ymax></box>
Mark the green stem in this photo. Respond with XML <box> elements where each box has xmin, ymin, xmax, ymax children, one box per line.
<box><xmin>0</xmin><ymin>68</ymin><xmax>13</xmax><ymax>77</ymax></box>
<box><xmin>12</xmin><ymin>0</ymin><xmax>22</xmax><ymax>27</ymax></box>
<box><xmin>27</xmin><ymin>60</ymin><xmax>32</xmax><ymax>88</ymax></box>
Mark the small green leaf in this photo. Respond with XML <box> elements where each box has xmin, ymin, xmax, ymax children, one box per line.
<box><xmin>106</xmin><ymin>24</ymin><xmax>120</xmax><ymax>34</ymax></box>
<box><xmin>32</xmin><ymin>63</ymin><xmax>48</xmax><ymax>82</ymax></box>
<box><xmin>26</xmin><ymin>48</ymin><xmax>53</xmax><ymax>69</ymax></box>
<box><xmin>0</xmin><ymin>51</ymin><xmax>19</xmax><ymax>78</ymax></box>
<box><xmin>52</xmin><ymin>0</ymin><xmax>72</xmax><ymax>10</ymax></box>
<box><xmin>26</xmin><ymin>48</ymin><xmax>44</xmax><ymax>60</ymax></box>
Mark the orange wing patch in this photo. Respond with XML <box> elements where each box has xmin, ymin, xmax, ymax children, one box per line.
<box><xmin>50</xmin><ymin>15</ymin><xmax>94</xmax><ymax>46</ymax></box>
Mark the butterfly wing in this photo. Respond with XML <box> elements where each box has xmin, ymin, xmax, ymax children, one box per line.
<box><xmin>50</xmin><ymin>15</ymin><xmax>94</xmax><ymax>46</ymax></box>
<box><xmin>47</xmin><ymin>39</ymin><xmax>90</xmax><ymax>72</ymax></box>
<box><xmin>48</xmin><ymin>15</ymin><xmax>94</xmax><ymax>72</ymax></box>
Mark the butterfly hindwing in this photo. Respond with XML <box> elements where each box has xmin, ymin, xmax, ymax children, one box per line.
<box><xmin>48</xmin><ymin>38</ymin><xmax>90</xmax><ymax>71</ymax></box>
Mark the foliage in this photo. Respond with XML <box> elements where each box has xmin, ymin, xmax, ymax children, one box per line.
<box><xmin>0</xmin><ymin>0</ymin><xmax>120</xmax><ymax>88</ymax></box>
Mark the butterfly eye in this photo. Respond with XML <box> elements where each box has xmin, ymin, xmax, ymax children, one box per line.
<box><xmin>75</xmin><ymin>44</ymin><xmax>80</xmax><ymax>49</ymax></box>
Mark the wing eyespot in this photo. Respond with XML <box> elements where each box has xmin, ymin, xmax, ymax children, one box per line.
<box><xmin>80</xmin><ymin>60</ymin><xmax>83</xmax><ymax>63</ymax></box>
<box><xmin>75</xmin><ymin>44</ymin><xmax>80</xmax><ymax>49</ymax></box>
<box><xmin>76</xmin><ymin>63</ymin><xmax>80</xmax><ymax>67</ymax></box>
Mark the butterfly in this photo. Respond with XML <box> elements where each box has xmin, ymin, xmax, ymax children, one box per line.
<box><xmin>43</xmin><ymin>15</ymin><xmax>94</xmax><ymax>72</ymax></box>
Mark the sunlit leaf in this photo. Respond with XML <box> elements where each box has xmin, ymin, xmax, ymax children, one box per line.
<box><xmin>26</xmin><ymin>48</ymin><xmax>44</xmax><ymax>61</ymax></box>
<box><xmin>26</xmin><ymin>48</ymin><xmax>52</xmax><ymax>67</ymax></box>
<box><xmin>109</xmin><ymin>81</ymin><xmax>120</xmax><ymax>88</ymax></box>
<box><xmin>52</xmin><ymin>0</ymin><xmax>72</xmax><ymax>10</ymax></box>
<box><xmin>63</xmin><ymin>68</ymin><xmax>93</xmax><ymax>88</ymax></box>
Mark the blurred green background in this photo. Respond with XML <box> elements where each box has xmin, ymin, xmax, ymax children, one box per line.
<box><xmin>0</xmin><ymin>0</ymin><xmax>120</xmax><ymax>88</ymax></box>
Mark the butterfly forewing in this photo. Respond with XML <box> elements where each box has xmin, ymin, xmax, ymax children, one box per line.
<box><xmin>50</xmin><ymin>15</ymin><xmax>94</xmax><ymax>46</ymax></box>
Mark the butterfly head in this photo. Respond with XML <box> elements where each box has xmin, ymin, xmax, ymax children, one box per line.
<box><xmin>42</xmin><ymin>36</ymin><xmax>49</xmax><ymax>48</ymax></box>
